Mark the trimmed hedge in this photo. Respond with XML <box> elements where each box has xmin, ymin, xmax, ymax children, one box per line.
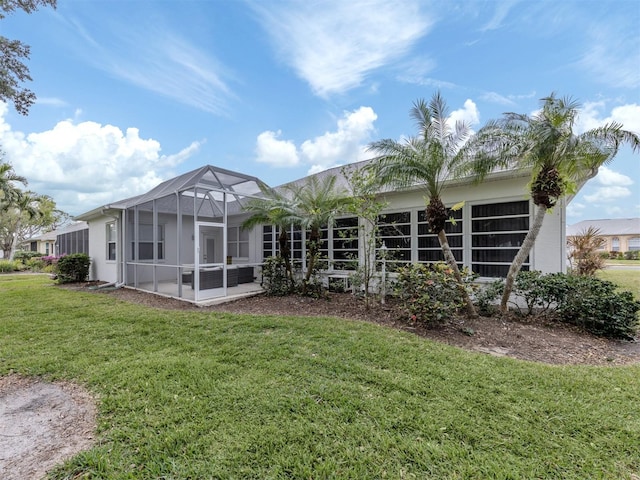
<box><xmin>56</xmin><ymin>253</ymin><xmax>91</xmax><ymax>283</ymax></box>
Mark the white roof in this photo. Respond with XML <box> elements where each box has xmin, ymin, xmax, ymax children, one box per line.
<box><xmin>567</xmin><ymin>218</ymin><xmax>640</xmax><ymax>236</ymax></box>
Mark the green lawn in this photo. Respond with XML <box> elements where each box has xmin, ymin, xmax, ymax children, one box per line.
<box><xmin>598</xmin><ymin>267</ymin><xmax>640</xmax><ymax>300</ymax></box>
<box><xmin>1</xmin><ymin>275</ymin><xmax>639</xmax><ymax>479</ymax></box>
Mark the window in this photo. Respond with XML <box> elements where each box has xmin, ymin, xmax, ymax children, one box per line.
<box><xmin>107</xmin><ymin>222</ymin><xmax>117</xmax><ymax>261</ymax></box>
<box><xmin>377</xmin><ymin>211</ymin><xmax>411</xmax><ymax>270</ymax></box>
<box><xmin>132</xmin><ymin>224</ymin><xmax>164</xmax><ymax>261</ymax></box>
<box><xmin>227</xmin><ymin>226</ymin><xmax>249</xmax><ymax>258</ymax></box>
<box><xmin>629</xmin><ymin>237</ymin><xmax>640</xmax><ymax>251</ymax></box>
<box><xmin>45</xmin><ymin>242</ymin><xmax>50</xmax><ymax>255</ymax></box>
<box><xmin>611</xmin><ymin>237</ymin><xmax>620</xmax><ymax>252</ymax></box>
<box><xmin>471</xmin><ymin>201</ymin><xmax>529</xmax><ymax>277</ymax></box>
<box><xmin>417</xmin><ymin>208</ymin><xmax>463</xmax><ymax>265</ymax></box>
<box><xmin>263</xmin><ymin>225</ymin><xmax>303</xmax><ymax>264</ymax></box>
<box><xmin>332</xmin><ymin>217</ymin><xmax>359</xmax><ymax>270</ymax></box>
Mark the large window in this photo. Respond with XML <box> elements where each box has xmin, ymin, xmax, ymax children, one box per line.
<box><xmin>377</xmin><ymin>211</ymin><xmax>411</xmax><ymax>270</ymax></box>
<box><xmin>471</xmin><ymin>201</ymin><xmax>529</xmax><ymax>277</ymax></box>
<box><xmin>107</xmin><ymin>222</ymin><xmax>117</xmax><ymax>261</ymax></box>
<box><xmin>629</xmin><ymin>237</ymin><xmax>640</xmax><ymax>251</ymax></box>
<box><xmin>417</xmin><ymin>208</ymin><xmax>463</xmax><ymax>265</ymax></box>
<box><xmin>332</xmin><ymin>217</ymin><xmax>359</xmax><ymax>270</ymax></box>
<box><xmin>132</xmin><ymin>224</ymin><xmax>164</xmax><ymax>261</ymax></box>
<box><xmin>227</xmin><ymin>226</ymin><xmax>249</xmax><ymax>258</ymax></box>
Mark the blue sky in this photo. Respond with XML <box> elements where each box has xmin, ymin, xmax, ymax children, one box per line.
<box><xmin>1</xmin><ymin>0</ymin><xmax>638</xmax><ymax>223</ymax></box>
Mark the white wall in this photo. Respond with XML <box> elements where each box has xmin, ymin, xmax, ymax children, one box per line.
<box><xmin>86</xmin><ymin>213</ymin><xmax>119</xmax><ymax>283</ymax></box>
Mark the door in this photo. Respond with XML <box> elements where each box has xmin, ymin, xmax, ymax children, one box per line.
<box><xmin>195</xmin><ymin>222</ymin><xmax>226</xmax><ymax>301</ymax></box>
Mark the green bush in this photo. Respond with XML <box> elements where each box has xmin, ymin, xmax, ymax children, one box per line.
<box><xmin>13</xmin><ymin>250</ymin><xmax>44</xmax><ymax>264</ymax></box>
<box><xmin>624</xmin><ymin>250</ymin><xmax>639</xmax><ymax>260</ymax></box>
<box><xmin>598</xmin><ymin>251</ymin><xmax>610</xmax><ymax>259</ymax></box>
<box><xmin>545</xmin><ymin>274</ymin><xmax>639</xmax><ymax>340</ymax></box>
<box><xmin>394</xmin><ymin>262</ymin><xmax>474</xmax><ymax>325</ymax></box>
<box><xmin>261</xmin><ymin>256</ymin><xmax>292</xmax><ymax>296</ymax></box>
<box><xmin>474</xmin><ymin>279</ymin><xmax>504</xmax><ymax>316</ymax></box>
<box><xmin>56</xmin><ymin>253</ymin><xmax>91</xmax><ymax>283</ymax></box>
<box><xmin>0</xmin><ymin>259</ymin><xmax>20</xmax><ymax>272</ymax></box>
<box><xmin>26</xmin><ymin>257</ymin><xmax>45</xmax><ymax>272</ymax></box>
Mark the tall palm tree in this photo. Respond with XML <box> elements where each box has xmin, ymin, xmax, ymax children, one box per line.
<box><xmin>242</xmin><ymin>184</ymin><xmax>300</xmax><ymax>291</ymax></box>
<box><xmin>469</xmin><ymin>93</ymin><xmax>640</xmax><ymax>312</ymax></box>
<box><xmin>285</xmin><ymin>174</ymin><xmax>350</xmax><ymax>294</ymax></box>
<box><xmin>367</xmin><ymin>92</ymin><xmax>477</xmax><ymax>317</ymax></box>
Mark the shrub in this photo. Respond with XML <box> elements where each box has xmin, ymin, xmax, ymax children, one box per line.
<box><xmin>624</xmin><ymin>250</ymin><xmax>639</xmax><ymax>260</ymax></box>
<box><xmin>13</xmin><ymin>250</ymin><xmax>44</xmax><ymax>264</ymax></box>
<box><xmin>545</xmin><ymin>274</ymin><xmax>639</xmax><ymax>340</ymax></box>
<box><xmin>599</xmin><ymin>251</ymin><xmax>610</xmax><ymax>259</ymax></box>
<box><xmin>261</xmin><ymin>256</ymin><xmax>292</xmax><ymax>296</ymax></box>
<box><xmin>0</xmin><ymin>260</ymin><xmax>20</xmax><ymax>273</ymax></box>
<box><xmin>474</xmin><ymin>279</ymin><xmax>504</xmax><ymax>316</ymax></box>
<box><xmin>56</xmin><ymin>253</ymin><xmax>91</xmax><ymax>283</ymax></box>
<box><xmin>394</xmin><ymin>262</ymin><xmax>474</xmax><ymax>325</ymax></box>
<box><xmin>26</xmin><ymin>257</ymin><xmax>45</xmax><ymax>272</ymax></box>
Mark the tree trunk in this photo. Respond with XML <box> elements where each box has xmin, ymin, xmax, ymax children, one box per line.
<box><xmin>500</xmin><ymin>203</ymin><xmax>547</xmax><ymax>313</ymax></box>
<box><xmin>303</xmin><ymin>228</ymin><xmax>320</xmax><ymax>294</ymax></box>
<box><xmin>437</xmin><ymin>230</ymin><xmax>477</xmax><ymax>318</ymax></box>
<box><xmin>277</xmin><ymin>229</ymin><xmax>295</xmax><ymax>291</ymax></box>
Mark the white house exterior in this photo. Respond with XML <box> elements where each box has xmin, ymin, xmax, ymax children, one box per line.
<box><xmin>75</xmin><ymin>163</ymin><xmax>568</xmax><ymax>304</ymax></box>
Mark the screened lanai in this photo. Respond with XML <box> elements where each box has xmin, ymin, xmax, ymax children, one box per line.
<box><xmin>115</xmin><ymin>165</ymin><xmax>267</xmax><ymax>303</ymax></box>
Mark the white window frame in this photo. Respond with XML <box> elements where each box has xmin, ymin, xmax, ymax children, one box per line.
<box><xmin>106</xmin><ymin>222</ymin><xmax>117</xmax><ymax>261</ymax></box>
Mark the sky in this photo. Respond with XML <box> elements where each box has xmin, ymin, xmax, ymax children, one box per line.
<box><xmin>0</xmin><ymin>0</ymin><xmax>638</xmax><ymax>224</ymax></box>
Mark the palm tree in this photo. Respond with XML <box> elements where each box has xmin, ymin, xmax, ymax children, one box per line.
<box><xmin>367</xmin><ymin>92</ymin><xmax>477</xmax><ymax>317</ymax></box>
<box><xmin>0</xmin><ymin>161</ymin><xmax>28</xmax><ymax>212</ymax></box>
<box><xmin>242</xmin><ymin>184</ymin><xmax>300</xmax><ymax>291</ymax></box>
<box><xmin>469</xmin><ymin>93</ymin><xmax>640</xmax><ymax>312</ymax></box>
<box><xmin>285</xmin><ymin>174</ymin><xmax>350</xmax><ymax>295</ymax></box>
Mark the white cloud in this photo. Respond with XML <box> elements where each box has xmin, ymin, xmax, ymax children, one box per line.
<box><xmin>579</xmin><ymin>37</ymin><xmax>640</xmax><ymax>90</ymax></box>
<box><xmin>479</xmin><ymin>0</ymin><xmax>519</xmax><ymax>32</ymax></box>
<box><xmin>254</xmin><ymin>107</ymin><xmax>378</xmax><ymax>175</ymax></box>
<box><xmin>255</xmin><ymin>130</ymin><xmax>300</xmax><ymax>167</ymax></box>
<box><xmin>252</xmin><ymin>0</ymin><xmax>432</xmax><ymax>97</ymax></box>
<box><xmin>595</xmin><ymin>166</ymin><xmax>633</xmax><ymax>187</ymax></box>
<box><xmin>449</xmin><ymin>99</ymin><xmax>480</xmax><ymax>128</ymax></box>
<box><xmin>577</xmin><ymin>102</ymin><xmax>640</xmax><ymax>135</ymax></box>
<box><xmin>64</xmin><ymin>14</ymin><xmax>235</xmax><ymax>115</ymax></box>
<box><xmin>584</xmin><ymin>186</ymin><xmax>632</xmax><ymax>203</ymax></box>
<box><xmin>0</xmin><ymin>103</ymin><xmax>198</xmax><ymax>216</ymax></box>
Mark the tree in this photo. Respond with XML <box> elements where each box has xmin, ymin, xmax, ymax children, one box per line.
<box><xmin>1</xmin><ymin>192</ymin><xmax>68</xmax><ymax>259</ymax></box>
<box><xmin>342</xmin><ymin>165</ymin><xmax>388</xmax><ymax>309</ymax></box>
<box><xmin>567</xmin><ymin>226</ymin><xmax>606</xmax><ymax>276</ymax></box>
<box><xmin>285</xmin><ymin>174</ymin><xmax>350</xmax><ymax>295</ymax></box>
<box><xmin>1</xmin><ymin>0</ymin><xmax>57</xmax><ymax>115</ymax></box>
<box><xmin>0</xmin><ymin>161</ymin><xmax>28</xmax><ymax>209</ymax></box>
<box><xmin>469</xmin><ymin>93</ymin><xmax>640</xmax><ymax>313</ymax></box>
<box><xmin>367</xmin><ymin>92</ymin><xmax>478</xmax><ymax>317</ymax></box>
<box><xmin>242</xmin><ymin>184</ymin><xmax>300</xmax><ymax>292</ymax></box>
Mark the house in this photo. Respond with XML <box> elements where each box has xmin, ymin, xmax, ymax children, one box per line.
<box><xmin>20</xmin><ymin>230</ymin><xmax>57</xmax><ymax>256</ymax></box>
<box><xmin>75</xmin><ymin>162</ymin><xmax>568</xmax><ymax>304</ymax></box>
<box><xmin>567</xmin><ymin>218</ymin><xmax>640</xmax><ymax>254</ymax></box>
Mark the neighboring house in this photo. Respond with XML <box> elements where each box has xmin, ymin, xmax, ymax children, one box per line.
<box><xmin>75</xmin><ymin>163</ymin><xmax>570</xmax><ymax>304</ymax></box>
<box><xmin>20</xmin><ymin>230</ymin><xmax>57</xmax><ymax>256</ymax></box>
<box><xmin>567</xmin><ymin>218</ymin><xmax>640</xmax><ymax>253</ymax></box>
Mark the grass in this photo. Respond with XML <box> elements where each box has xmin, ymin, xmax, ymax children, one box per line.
<box><xmin>1</xmin><ymin>274</ymin><xmax>639</xmax><ymax>479</ymax></box>
<box><xmin>598</xmin><ymin>267</ymin><xmax>640</xmax><ymax>300</ymax></box>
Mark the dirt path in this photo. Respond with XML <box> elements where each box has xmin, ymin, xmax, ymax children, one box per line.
<box><xmin>0</xmin><ymin>375</ymin><xmax>97</xmax><ymax>480</ymax></box>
